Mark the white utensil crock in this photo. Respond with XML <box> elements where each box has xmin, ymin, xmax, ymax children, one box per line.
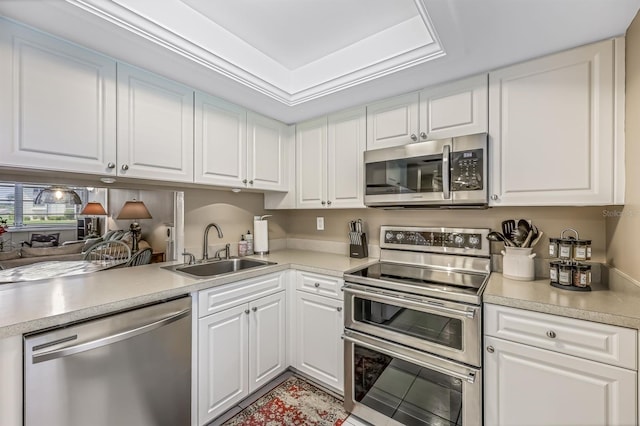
<box><xmin>502</xmin><ymin>247</ymin><xmax>536</xmax><ymax>281</ymax></box>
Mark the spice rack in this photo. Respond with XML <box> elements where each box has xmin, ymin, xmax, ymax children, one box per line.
<box><xmin>548</xmin><ymin>228</ymin><xmax>592</xmax><ymax>292</ymax></box>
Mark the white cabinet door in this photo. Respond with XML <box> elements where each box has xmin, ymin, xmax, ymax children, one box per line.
<box><xmin>489</xmin><ymin>38</ymin><xmax>623</xmax><ymax>206</ymax></box>
<box><xmin>295</xmin><ymin>291</ymin><xmax>344</xmax><ymax>392</ymax></box>
<box><xmin>198</xmin><ymin>304</ymin><xmax>249</xmax><ymax>425</ymax></box>
<box><xmin>249</xmin><ymin>291</ymin><xmax>286</xmax><ymax>393</ymax></box>
<box><xmin>484</xmin><ymin>336</ymin><xmax>637</xmax><ymax>426</ymax></box>
<box><xmin>420</xmin><ymin>74</ymin><xmax>488</xmax><ymax>140</ymax></box>
<box><xmin>247</xmin><ymin>112</ymin><xmax>289</xmax><ymax>191</ymax></box>
<box><xmin>117</xmin><ymin>63</ymin><xmax>194</xmax><ymax>182</ymax></box>
<box><xmin>366</xmin><ymin>92</ymin><xmax>420</xmax><ymax>150</ymax></box>
<box><xmin>0</xmin><ymin>20</ymin><xmax>117</xmax><ymax>175</ymax></box>
<box><xmin>296</xmin><ymin>117</ymin><xmax>328</xmax><ymax>208</ymax></box>
<box><xmin>327</xmin><ymin>107</ymin><xmax>366</xmax><ymax>208</ymax></box>
<box><xmin>194</xmin><ymin>93</ymin><xmax>246</xmax><ymax>187</ymax></box>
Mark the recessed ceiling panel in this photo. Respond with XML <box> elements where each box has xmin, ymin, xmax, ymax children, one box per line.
<box><xmin>181</xmin><ymin>0</ymin><xmax>419</xmax><ymax>70</ymax></box>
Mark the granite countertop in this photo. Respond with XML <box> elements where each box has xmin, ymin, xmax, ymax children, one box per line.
<box><xmin>0</xmin><ymin>249</ymin><xmax>377</xmax><ymax>338</ymax></box>
<box><xmin>484</xmin><ymin>272</ymin><xmax>640</xmax><ymax>330</ymax></box>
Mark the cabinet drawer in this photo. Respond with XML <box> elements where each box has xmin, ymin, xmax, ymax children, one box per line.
<box><xmin>198</xmin><ymin>272</ymin><xmax>286</xmax><ymax>318</ymax></box>
<box><xmin>296</xmin><ymin>271</ymin><xmax>343</xmax><ymax>299</ymax></box>
<box><xmin>485</xmin><ymin>304</ymin><xmax>637</xmax><ymax>369</ymax></box>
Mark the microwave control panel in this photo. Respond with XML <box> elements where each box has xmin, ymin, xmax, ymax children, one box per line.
<box><xmin>451</xmin><ymin>149</ymin><xmax>483</xmax><ymax>191</ymax></box>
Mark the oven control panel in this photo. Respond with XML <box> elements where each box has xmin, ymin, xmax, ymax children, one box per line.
<box><xmin>381</xmin><ymin>226</ymin><xmax>490</xmax><ymax>256</ymax></box>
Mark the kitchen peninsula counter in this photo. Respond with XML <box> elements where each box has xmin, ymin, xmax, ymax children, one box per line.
<box><xmin>0</xmin><ymin>250</ymin><xmax>377</xmax><ymax>338</ymax></box>
<box><xmin>484</xmin><ymin>271</ymin><xmax>640</xmax><ymax>329</ymax></box>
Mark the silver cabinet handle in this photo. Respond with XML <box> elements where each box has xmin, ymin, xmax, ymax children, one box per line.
<box><xmin>546</xmin><ymin>330</ymin><xmax>557</xmax><ymax>339</ymax></box>
<box><xmin>249</xmin><ymin>180</ymin><xmax>254</xmax><ymax>185</ymax></box>
<box><xmin>242</xmin><ymin>179</ymin><xmax>247</xmax><ymax>184</ymax></box>
<box><xmin>410</xmin><ymin>133</ymin><xmax>418</xmax><ymax>141</ymax></box>
<box><xmin>420</xmin><ymin>132</ymin><xmax>427</xmax><ymax>139</ymax></box>
<box><xmin>337</xmin><ymin>307</ymin><xmax>342</xmax><ymax>312</ymax></box>
<box><xmin>107</xmin><ymin>162</ymin><xmax>116</xmax><ymax>169</ymax></box>
<box><xmin>121</xmin><ymin>164</ymin><xmax>129</xmax><ymax>171</ymax></box>
<box><xmin>327</xmin><ymin>200</ymin><xmax>332</xmax><ymax>206</ymax></box>
<box><xmin>491</xmin><ymin>194</ymin><xmax>499</xmax><ymax>201</ymax></box>
<box><xmin>314</xmin><ymin>282</ymin><xmax>320</xmax><ymax>288</ymax></box>
<box><xmin>321</xmin><ymin>201</ymin><xmax>326</xmax><ymax>206</ymax></box>
<box><xmin>252</xmin><ymin>307</ymin><xmax>257</xmax><ymax>312</ymax></box>
<box><xmin>244</xmin><ymin>309</ymin><xmax>250</xmax><ymax>315</ymax></box>
<box><xmin>487</xmin><ymin>346</ymin><xmax>495</xmax><ymax>353</ymax></box>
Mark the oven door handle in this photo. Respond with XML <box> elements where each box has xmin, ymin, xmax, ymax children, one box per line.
<box><xmin>343</xmin><ymin>333</ymin><xmax>477</xmax><ymax>384</ymax></box>
<box><xmin>343</xmin><ymin>285</ymin><xmax>476</xmax><ymax>319</ymax></box>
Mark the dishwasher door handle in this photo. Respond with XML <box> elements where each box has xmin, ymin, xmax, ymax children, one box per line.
<box><xmin>31</xmin><ymin>308</ymin><xmax>191</xmax><ymax>364</ymax></box>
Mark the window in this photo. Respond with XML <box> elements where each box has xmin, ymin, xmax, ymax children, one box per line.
<box><xmin>0</xmin><ymin>183</ymin><xmax>88</xmax><ymax>228</ymax></box>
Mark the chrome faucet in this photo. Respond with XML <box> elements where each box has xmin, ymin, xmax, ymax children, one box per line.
<box><xmin>203</xmin><ymin>223</ymin><xmax>223</xmax><ymax>261</ymax></box>
<box><xmin>214</xmin><ymin>243</ymin><xmax>231</xmax><ymax>260</ymax></box>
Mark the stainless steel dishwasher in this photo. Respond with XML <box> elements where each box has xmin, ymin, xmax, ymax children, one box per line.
<box><xmin>24</xmin><ymin>296</ymin><xmax>192</xmax><ymax>426</ymax></box>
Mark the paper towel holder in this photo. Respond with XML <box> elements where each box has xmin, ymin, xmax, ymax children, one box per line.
<box><xmin>253</xmin><ymin>215</ymin><xmax>272</xmax><ymax>255</ymax></box>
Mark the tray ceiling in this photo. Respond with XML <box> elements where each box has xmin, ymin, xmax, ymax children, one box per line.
<box><xmin>0</xmin><ymin>0</ymin><xmax>639</xmax><ymax>123</ymax></box>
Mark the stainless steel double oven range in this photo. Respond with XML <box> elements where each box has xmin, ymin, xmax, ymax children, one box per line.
<box><xmin>343</xmin><ymin>226</ymin><xmax>491</xmax><ymax>426</ymax></box>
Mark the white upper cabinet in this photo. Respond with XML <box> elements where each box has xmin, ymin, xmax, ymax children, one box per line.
<box><xmin>195</xmin><ymin>93</ymin><xmax>247</xmax><ymax>187</ymax></box>
<box><xmin>195</xmin><ymin>93</ymin><xmax>289</xmax><ymax>191</ymax></box>
<box><xmin>420</xmin><ymin>74</ymin><xmax>488</xmax><ymax>140</ymax></box>
<box><xmin>489</xmin><ymin>38</ymin><xmax>624</xmax><ymax>206</ymax></box>
<box><xmin>366</xmin><ymin>92</ymin><xmax>420</xmax><ymax>150</ymax></box>
<box><xmin>117</xmin><ymin>63</ymin><xmax>194</xmax><ymax>182</ymax></box>
<box><xmin>366</xmin><ymin>75</ymin><xmax>488</xmax><ymax>150</ymax></box>
<box><xmin>0</xmin><ymin>19</ymin><xmax>117</xmax><ymax>175</ymax></box>
<box><xmin>296</xmin><ymin>107</ymin><xmax>366</xmax><ymax>209</ymax></box>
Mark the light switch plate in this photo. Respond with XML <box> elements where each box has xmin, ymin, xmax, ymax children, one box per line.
<box><xmin>316</xmin><ymin>216</ymin><xmax>324</xmax><ymax>231</ymax></box>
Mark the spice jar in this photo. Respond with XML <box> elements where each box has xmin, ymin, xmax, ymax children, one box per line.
<box><xmin>573</xmin><ymin>264</ymin><xmax>592</xmax><ymax>287</ymax></box>
<box><xmin>549</xmin><ymin>261</ymin><xmax>560</xmax><ymax>283</ymax></box>
<box><xmin>558</xmin><ymin>239</ymin><xmax>574</xmax><ymax>260</ymax></box>
<box><xmin>558</xmin><ymin>263</ymin><xmax>573</xmax><ymax>285</ymax></box>
<box><xmin>574</xmin><ymin>240</ymin><xmax>591</xmax><ymax>261</ymax></box>
<box><xmin>549</xmin><ymin>238</ymin><xmax>559</xmax><ymax>257</ymax></box>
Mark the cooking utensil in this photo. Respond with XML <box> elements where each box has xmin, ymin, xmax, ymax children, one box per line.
<box><xmin>502</xmin><ymin>220</ymin><xmax>516</xmax><ymax>244</ymax></box>
<box><xmin>530</xmin><ymin>230</ymin><xmax>544</xmax><ymax>248</ymax></box>
<box><xmin>487</xmin><ymin>231</ymin><xmax>513</xmax><ymax>246</ymax></box>
<box><xmin>522</xmin><ymin>230</ymin><xmax>534</xmax><ymax>248</ymax></box>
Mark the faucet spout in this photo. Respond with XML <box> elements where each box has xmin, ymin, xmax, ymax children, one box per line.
<box><xmin>203</xmin><ymin>223</ymin><xmax>224</xmax><ymax>260</ymax></box>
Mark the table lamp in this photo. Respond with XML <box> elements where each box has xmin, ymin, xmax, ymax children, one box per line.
<box><xmin>80</xmin><ymin>202</ymin><xmax>108</xmax><ymax>238</ymax></box>
<box><xmin>116</xmin><ymin>200</ymin><xmax>152</xmax><ymax>252</ymax></box>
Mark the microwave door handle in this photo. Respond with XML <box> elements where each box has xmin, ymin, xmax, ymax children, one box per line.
<box><xmin>442</xmin><ymin>144</ymin><xmax>451</xmax><ymax>199</ymax></box>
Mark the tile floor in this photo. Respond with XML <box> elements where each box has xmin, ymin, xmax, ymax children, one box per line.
<box><xmin>208</xmin><ymin>370</ymin><xmax>371</xmax><ymax>426</ymax></box>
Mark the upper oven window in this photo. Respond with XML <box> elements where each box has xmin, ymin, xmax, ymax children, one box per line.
<box><xmin>353</xmin><ymin>296</ymin><xmax>463</xmax><ymax>350</ymax></box>
<box><xmin>365</xmin><ymin>154</ymin><xmax>444</xmax><ymax>196</ymax></box>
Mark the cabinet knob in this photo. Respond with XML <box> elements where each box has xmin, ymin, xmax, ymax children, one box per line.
<box><xmin>314</xmin><ymin>282</ymin><xmax>320</xmax><ymax>288</ymax></box>
<box><xmin>242</xmin><ymin>179</ymin><xmax>247</xmax><ymax>184</ymax></box>
<box><xmin>337</xmin><ymin>307</ymin><xmax>342</xmax><ymax>312</ymax></box>
<box><xmin>420</xmin><ymin>132</ymin><xmax>427</xmax><ymax>140</ymax></box>
<box><xmin>327</xmin><ymin>200</ymin><xmax>332</xmax><ymax>206</ymax></box>
<box><xmin>121</xmin><ymin>164</ymin><xmax>129</xmax><ymax>171</ymax></box>
<box><xmin>486</xmin><ymin>346</ymin><xmax>495</xmax><ymax>353</ymax></box>
<box><xmin>410</xmin><ymin>133</ymin><xmax>418</xmax><ymax>141</ymax></box>
<box><xmin>107</xmin><ymin>162</ymin><xmax>116</xmax><ymax>169</ymax></box>
<box><xmin>244</xmin><ymin>309</ymin><xmax>250</xmax><ymax>315</ymax></box>
<box><xmin>249</xmin><ymin>180</ymin><xmax>254</xmax><ymax>185</ymax></box>
<box><xmin>252</xmin><ymin>307</ymin><xmax>257</xmax><ymax>312</ymax></box>
<box><xmin>546</xmin><ymin>330</ymin><xmax>557</xmax><ymax>339</ymax></box>
<box><xmin>490</xmin><ymin>194</ymin><xmax>499</xmax><ymax>201</ymax></box>
<box><xmin>321</xmin><ymin>201</ymin><xmax>326</xmax><ymax>206</ymax></box>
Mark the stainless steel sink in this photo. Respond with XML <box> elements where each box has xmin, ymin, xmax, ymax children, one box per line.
<box><xmin>162</xmin><ymin>258</ymin><xmax>275</xmax><ymax>278</ymax></box>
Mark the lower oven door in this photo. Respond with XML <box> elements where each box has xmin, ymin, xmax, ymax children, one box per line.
<box><xmin>344</xmin><ymin>283</ymin><xmax>481</xmax><ymax>366</ymax></box>
<box><xmin>344</xmin><ymin>330</ymin><xmax>481</xmax><ymax>426</ymax></box>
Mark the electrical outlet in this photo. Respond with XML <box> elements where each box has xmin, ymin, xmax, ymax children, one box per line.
<box><xmin>316</xmin><ymin>216</ymin><xmax>324</xmax><ymax>231</ymax></box>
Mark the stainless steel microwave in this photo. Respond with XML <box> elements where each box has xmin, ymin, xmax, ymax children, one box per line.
<box><xmin>364</xmin><ymin>133</ymin><xmax>488</xmax><ymax>208</ymax></box>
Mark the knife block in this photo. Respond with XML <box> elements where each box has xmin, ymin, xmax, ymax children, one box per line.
<box><xmin>349</xmin><ymin>232</ymin><xmax>368</xmax><ymax>258</ymax></box>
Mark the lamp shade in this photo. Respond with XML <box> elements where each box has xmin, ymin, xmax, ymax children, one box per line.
<box><xmin>116</xmin><ymin>200</ymin><xmax>152</xmax><ymax>220</ymax></box>
<box><xmin>34</xmin><ymin>187</ymin><xmax>82</xmax><ymax>205</ymax></box>
<box><xmin>80</xmin><ymin>202</ymin><xmax>107</xmax><ymax>216</ymax></box>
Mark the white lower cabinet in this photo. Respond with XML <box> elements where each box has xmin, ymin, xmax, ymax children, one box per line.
<box><xmin>294</xmin><ymin>289</ymin><xmax>344</xmax><ymax>392</ymax></box>
<box><xmin>484</xmin><ymin>304</ymin><xmax>637</xmax><ymax>426</ymax></box>
<box><xmin>198</xmin><ymin>290</ymin><xmax>286</xmax><ymax>425</ymax></box>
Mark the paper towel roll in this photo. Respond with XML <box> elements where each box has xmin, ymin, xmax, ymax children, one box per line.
<box><xmin>254</xmin><ymin>219</ymin><xmax>269</xmax><ymax>254</ymax></box>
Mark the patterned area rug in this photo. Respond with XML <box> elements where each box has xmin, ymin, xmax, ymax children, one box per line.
<box><xmin>222</xmin><ymin>376</ymin><xmax>349</xmax><ymax>426</ymax></box>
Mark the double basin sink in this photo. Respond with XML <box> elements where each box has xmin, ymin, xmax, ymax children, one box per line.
<box><xmin>162</xmin><ymin>258</ymin><xmax>276</xmax><ymax>278</ymax></box>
